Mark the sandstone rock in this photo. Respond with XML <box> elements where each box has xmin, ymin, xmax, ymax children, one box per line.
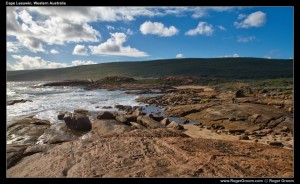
<box><xmin>7</xmin><ymin>144</ymin><xmax>28</xmax><ymax>169</ymax></box>
<box><xmin>115</xmin><ymin>115</ymin><xmax>131</xmax><ymax>126</ymax></box>
<box><xmin>123</xmin><ymin>115</ymin><xmax>137</xmax><ymax>122</ymax></box>
<box><xmin>130</xmin><ymin>122</ymin><xmax>146</xmax><ymax>130</ymax></box>
<box><xmin>97</xmin><ymin>111</ymin><xmax>115</xmax><ymax>120</ymax></box>
<box><xmin>23</xmin><ymin>144</ymin><xmax>52</xmax><ymax>156</ymax></box>
<box><xmin>160</xmin><ymin>118</ymin><xmax>170</xmax><ymax>126</ymax></box>
<box><xmin>280</xmin><ymin>126</ymin><xmax>289</xmax><ymax>132</ymax></box>
<box><xmin>92</xmin><ymin>120</ymin><xmax>133</xmax><ymax>136</ymax></box>
<box><xmin>140</xmin><ymin>116</ymin><xmax>165</xmax><ymax>129</ymax></box>
<box><xmin>167</xmin><ymin>121</ymin><xmax>184</xmax><ymax>130</ymax></box>
<box><xmin>239</xmin><ymin>135</ymin><xmax>250</xmax><ymax>140</ymax></box>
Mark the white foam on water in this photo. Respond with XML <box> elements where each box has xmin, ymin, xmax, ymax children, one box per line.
<box><xmin>7</xmin><ymin>81</ymin><xmax>144</xmax><ymax>125</ymax></box>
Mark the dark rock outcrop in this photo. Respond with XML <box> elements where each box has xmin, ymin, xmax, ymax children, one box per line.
<box><xmin>7</xmin><ymin>99</ymin><xmax>32</xmax><ymax>105</ymax></box>
<box><xmin>97</xmin><ymin>111</ymin><xmax>115</xmax><ymax>120</ymax></box>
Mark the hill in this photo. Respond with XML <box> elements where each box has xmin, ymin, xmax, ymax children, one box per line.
<box><xmin>7</xmin><ymin>57</ymin><xmax>293</xmax><ymax>81</ymax></box>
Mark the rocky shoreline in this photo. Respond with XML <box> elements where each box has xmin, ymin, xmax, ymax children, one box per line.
<box><xmin>7</xmin><ymin>78</ymin><xmax>294</xmax><ymax>177</ymax></box>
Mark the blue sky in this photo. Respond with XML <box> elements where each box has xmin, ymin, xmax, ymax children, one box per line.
<box><xmin>6</xmin><ymin>6</ymin><xmax>293</xmax><ymax>70</ymax></box>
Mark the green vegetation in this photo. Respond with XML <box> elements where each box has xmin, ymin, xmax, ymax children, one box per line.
<box><xmin>7</xmin><ymin>57</ymin><xmax>293</xmax><ymax>81</ymax></box>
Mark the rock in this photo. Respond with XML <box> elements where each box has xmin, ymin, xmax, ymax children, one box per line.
<box><xmin>288</xmin><ymin>107</ymin><xmax>293</xmax><ymax>113</ymax></box>
<box><xmin>30</xmin><ymin>120</ymin><xmax>51</xmax><ymax>125</ymax></box>
<box><xmin>239</xmin><ymin>135</ymin><xmax>250</xmax><ymax>140</ymax></box>
<box><xmin>23</xmin><ymin>144</ymin><xmax>52</xmax><ymax>156</ymax></box>
<box><xmin>183</xmin><ymin>120</ymin><xmax>189</xmax><ymax>124</ymax></box>
<box><xmin>7</xmin><ymin>144</ymin><xmax>28</xmax><ymax>169</ymax></box>
<box><xmin>139</xmin><ymin>116</ymin><xmax>165</xmax><ymax>129</ymax></box>
<box><xmin>47</xmin><ymin>135</ymin><xmax>73</xmax><ymax>144</ymax></box>
<box><xmin>160</xmin><ymin>118</ymin><xmax>170</xmax><ymax>126</ymax></box>
<box><xmin>102</xmin><ymin>106</ymin><xmax>112</xmax><ymax>109</ymax></box>
<box><xmin>115</xmin><ymin>115</ymin><xmax>131</xmax><ymax>126</ymax></box>
<box><xmin>269</xmin><ymin>141</ymin><xmax>284</xmax><ymax>147</ymax></box>
<box><xmin>259</xmin><ymin>88</ymin><xmax>268</xmax><ymax>94</ymax></box>
<box><xmin>74</xmin><ymin>109</ymin><xmax>91</xmax><ymax>116</ymax></box>
<box><xmin>115</xmin><ymin>105</ymin><xmax>132</xmax><ymax>112</ymax></box>
<box><xmin>235</xmin><ymin>89</ymin><xmax>244</xmax><ymax>98</ymax></box>
<box><xmin>132</xmin><ymin>110</ymin><xmax>145</xmax><ymax>117</ymax></box>
<box><xmin>57</xmin><ymin>112</ymin><xmax>67</xmax><ymax>120</ymax></box>
<box><xmin>150</xmin><ymin>115</ymin><xmax>164</xmax><ymax>122</ymax></box>
<box><xmin>228</xmin><ymin>117</ymin><xmax>236</xmax><ymax>121</ymax></box>
<box><xmin>92</xmin><ymin>120</ymin><xmax>133</xmax><ymax>137</ymax></box>
<box><xmin>130</xmin><ymin>122</ymin><xmax>146</xmax><ymax>130</ymax></box>
<box><xmin>167</xmin><ymin>121</ymin><xmax>184</xmax><ymax>130</ymax></box>
<box><xmin>123</xmin><ymin>115</ymin><xmax>137</xmax><ymax>122</ymax></box>
<box><xmin>7</xmin><ymin>118</ymin><xmax>50</xmax><ymax>145</ymax></box>
<box><xmin>63</xmin><ymin>113</ymin><xmax>92</xmax><ymax>131</ymax></box>
<box><xmin>7</xmin><ymin>99</ymin><xmax>32</xmax><ymax>105</ymax></box>
<box><xmin>228</xmin><ymin>129</ymin><xmax>245</xmax><ymax>134</ymax></box>
<box><xmin>280</xmin><ymin>126</ymin><xmax>289</xmax><ymax>132</ymax></box>
<box><xmin>267</xmin><ymin>117</ymin><xmax>285</xmax><ymax>128</ymax></box>
<box><xmin>97</xmin><ymin>111</ymin><xmax>115</xmax><ymax>120</ymax></box>
<box><xmin>73</xmin><ymin>113</ymin><xmax>92</xmax><ymax>131</ymax></box>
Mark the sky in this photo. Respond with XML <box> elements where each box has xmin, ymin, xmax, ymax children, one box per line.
<box><xmin>6</xmin><ymin>6</ymin><xmax>293</xmax><ymax>71</ymax></box>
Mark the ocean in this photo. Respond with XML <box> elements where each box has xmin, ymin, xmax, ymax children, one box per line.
<box><xmin>6</xmin><ymin>81</ymin><xmax>149</xmax><ymax>126</ymax></box>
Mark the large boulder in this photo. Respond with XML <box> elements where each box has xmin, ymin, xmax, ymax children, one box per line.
<box><xmin>139</xmin><ymin>116</ymin><xmax>165</xmax><ymax>129</ymax></box>
<box><xmin>115</xmin><ymin>115</ymin><xmax>131</xmax><ymax>126</ymax></box>
<box><xmin>97</xmin><ymin>111</ymin><xmax>115</xmax><ymax>120</ymax></box>
<box><xmin>7</xmin><ymin>144</ymin><xmax>28</xmax><ymax>169</ymax></box>
<box><xmin>63</xmin><ymin>113</ymin><xmax>92</xmax><ymax>131</ymax></box>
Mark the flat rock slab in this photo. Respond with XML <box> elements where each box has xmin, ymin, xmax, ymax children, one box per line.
<box><xmin>7</xmin><ymin>128</ymin><xmax>293</xmax><ymax>178</ymax></box>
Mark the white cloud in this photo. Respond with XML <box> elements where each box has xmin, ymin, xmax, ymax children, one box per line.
<box><xmin>176</xmin><ymin>54</ymin><xmax>184</xmax><ymax>58</ymax></box>
<box><xmin>10</xmin><ymin>55</ymin><xmax>68</xmax><ymax>70</ymax></box>
<box><xmin>185</xmin><ymin>22</ymin><xmax>214</xmax><ymax>36</ymax></box>
<box><xmin>7</xmin><ymin>41</ymin><xmax>22</xmax><ymax>53</ymax></box>
<box><xmin>72</xmin><ymin>44</ymin><xmax>88</xmax><ymax>55</ymax></box>
<box><xmin>7</xmin><ymin>8</ymin><xmax>101</xmax><ymax>53</ymax></box>
<box><xmin>140</xmin><ymin>21</ymin><xmax>179</xmax><ymax>37</ymax></box>
<box><xmin>264</xmin><ymin>56</ymin><xmax>272</xmax><ymax>59</ymax></box>
<box><xmin>223</xmin><ymin>53</ymin><xmax>239</xmax><ymax>58</ymax></box>
<box><xmin>50</xmin><ymin>49</ymin><xmax>59</xmax><ymax>54</ymax></box>
<box><xmin>218</xmin><ymin>25</ymin><xmax>226</xmax><ymax>31</ymax></box>
<box><xmin>237</xmin><ymin>36</ymin><xmax>256</xmax><ymax>43</ymax></box>
<box><xmin>234</xmin><ymin>11</ymin><xmax>266</xmax><ymax>28</ymax></box>
<box><xmin>106</xmin><ymin>25</ymin><xmax>115</xmax><ymax>30</ymax></box>
<box><xmin>126</xmin><ymin>28</ymin><xmax>133</xmax><ymax>35</ymax></box>
<box><xmin>238</xmin><ymin>14</ymin><xmax>247</xmax><ymax>20</ymax></box>
<box><xmin>71</xmin><ymin>60</ymin><xmax>96</xmax><ymax>66</ymax></box>
<box><xmin>89</xmin><ymin>32</ymin><xmax>149</xmax><ymax>57</ymax></box>
<box><xmin>192</xmin><ymin>10</ymin><xmax>208</xmax><ymax>18</ymax></box>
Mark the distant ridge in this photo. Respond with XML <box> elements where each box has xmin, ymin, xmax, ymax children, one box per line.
<box><xmin>7</xmin><ymin>57</ymin><xmax>293</xmax><ymax>81</ymax></box>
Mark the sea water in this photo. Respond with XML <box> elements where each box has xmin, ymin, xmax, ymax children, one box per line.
<box><xmin>6</xmin><ymin>81</ymin><xmax>149</xmax><ymax>126</ymax></box>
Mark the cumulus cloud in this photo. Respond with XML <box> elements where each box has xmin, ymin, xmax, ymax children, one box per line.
<box><xmin>185</xmin><ymin>22</ymin><xmax>214</xmax><ymax>36</ymax></box>
<box><xmin>71</xmin><ymin>60</ymin><xmax>96</xmax><ymax>66</ymax></box>
<box><xmin>73</xmin><ymin>44</ymin><xmax>88</xmax><ymax>55</ymax></box>
<box><xmin>234</xmin><ymin>11</ymin><xmax>266</xmax><ymax>28</ymax></box>
<box><xmin>140</xmin><ymin>21</ymin><xmax>179</xmax><ymax>37</ymax></box>
<box><xmin>223</xmin><ymin>53</ymin><xmax>239</xmax><ymax>58</ymax></box>
<box><xmin>50</xmin><ymin>49</ymin><xmax>59</xmax><ymax>54</ymax></box>
<box><xmin>237</xmin><ymin>36</ymin><xmax>256</xmax><ymax>43</ymax></box>
<box><xmin>218</xmin><ymin>25</ymin><xmax>226</xmax><ymax>31</ymax></box>
<box><xmin>176</xmin><ymin>54</ymin><xmax>184</xmax><ymax>58</ymax></box>
<box><xmin>89</xmin><ymin>32</ymin><xmax>148</xmax><ymax>57</ymax></box>
<box><xmin>7</xmin><ymin>8</ymin><xmax>100</xmax><ymax>53</ymax></box>
<box><xmin>238</xmin><ymin>14</ymin><xmax>247</xmax><ymax>20</ymax></box>
<box><xmin>126</xmin><ymin>28</ymin><xmax>133</xmax><ymax>35</ymax></box>
<box><xmin>10</xmin><ymin>55</ymin><xmax>68</xmax><ymax>70</ymax></box>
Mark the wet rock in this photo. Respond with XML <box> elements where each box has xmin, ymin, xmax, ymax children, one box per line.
<box><xmin>74</xmin><ymin>109</ymin><xmax>91</xmax><ymax>116</ymax></box>
<box><xmin>160</xmin><ymin>118</ymin><xmax>170</xmax><ymax>126</ymax></box>
<box><xmin>97</xmin><ymin>111</ymin><xmax>115</xmax><ymax>120</ymax></box>
<box><xmin>7</xmin><ymin>118</ymin><xmax>51</xmax><ymax>145</ymax></box>
<box><xmin>167</xmin><ymin>121</ymin><xmax>184</xmax><ymax>130</ymax></box>
<box><xmin>58</xmin><ymin>112</ymin><xmax>67</xmax><ymax>120</ymax></box>
<box><xmin>7</xmin><ymin>144</ymin><xmax>28</xmax><ymax>169</ymax></box>
<box><xmin>183</xmin><ymin>120</ymin><xmax>189</xmax><ymax>124</ymax></box>
<box><xmin>102</xmin><ymin>106</ymin><xmax>112</xmax><ymax>109</ymax></box>
<box><xmin>123</xmin><ymin>115</ymin><xmax>137</xmax><ymax>122</ymax></box>
<box><xmin>269</xmin><ymin>141</ymin><xmax>284</xmax><ymax>147</ymax></box>
<box><xmin>63</xmin><ymin>113</ymin><xmax>92</xmax><ymax>131</ymax></box>
<box><xmin>30</xmin><ymin>119</ymin><xmax>51</xmax><ymax>125</ymax></box>
<box><xmin>7</xmin><ymin>99</ymin><xmax>33</xmax><ymax>105</ymax></box>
